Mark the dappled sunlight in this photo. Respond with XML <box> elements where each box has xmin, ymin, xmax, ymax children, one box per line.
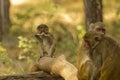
<box><xmin>104</xmin><ymin>12</ymin><xmax>116</xmax><ymax>21</ymax></box>
<box><xmin>10</xmin><ymin>0</ymin><xmax>28</xmax><ymax>5</ymax></box>
<box><xmin>60</xmin><ymin>13</ymin><xmax>72</xmax><ymax>23</ymax></box>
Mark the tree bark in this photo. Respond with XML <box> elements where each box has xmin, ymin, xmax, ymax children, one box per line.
<box><xmin>0</xmin><ymin>24</ymin><xmax>2</xmax><ymax>42</ymax></box>
<box><xmin>3</xmin><ymin>0</ymin><xmax>11</xmax><ymax>33</ymax></box>
<box><xmin>0</xmin><ymin>1</ymin><xmax>3</xmax><ymax>42</ymax></box>
<box><xmin>0</xmin><ymin>0</ymin><xmax>11</xmax><ymax>34</ymax></box>
<box><xmin>0</xmin><ymin>71</ymin><xmax>64</xmax><ymax>80</ymax></box>
<box><xmin>83</xmin><ymin>0</ymin><xmax>103</xmax><ymax>30</ymax></box>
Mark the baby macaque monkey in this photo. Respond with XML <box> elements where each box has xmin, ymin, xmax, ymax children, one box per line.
<box><xmin>35</xmin><ymin>24</ymin><xmax>55</xmax><ymax>58</ymax></box>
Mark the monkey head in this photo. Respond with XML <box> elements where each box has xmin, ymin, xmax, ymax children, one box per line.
<box><xmin>37</xmin><ymin>24</ymin><xmax>49</xmax><ymax>34</ymax></box>
<box><xmin>83</xmin><ymin>31</ymin><xmax>104</xmax><ymax>49</ymax></box>
<box><xmin>35</xmin><ymin>24</ymin><xmax>49</xmax><ymax>39</ymax></box>
<box><xmin>89</xmin><ymin>22</ymin><xmax>106</xmax><ymax>34</ymax></box>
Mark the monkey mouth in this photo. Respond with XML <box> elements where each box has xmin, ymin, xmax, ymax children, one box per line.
<box><xmin>84</xmin><ymin>40</ymin><xmax>96</xmax><ymax>50</ymax></box>
<box><xmin>84</xmin><ymin>41</ymin><xmax>89</xmax><ymax>49</ymax></box>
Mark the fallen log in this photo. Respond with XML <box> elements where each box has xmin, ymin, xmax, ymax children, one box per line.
<box><xmin>0</xmin><ymin>55</ymin><xmax>77</xmax><ymax>80</ymax></box>
<box><xmin>0</xmin><ymin>71</ymin><xmax>64</xmax><ymax>80</ymax></box>
<box><xmin>30</xmin><ymin>55</ymin><xmax>78</xmax><ymax>80</ymax></box>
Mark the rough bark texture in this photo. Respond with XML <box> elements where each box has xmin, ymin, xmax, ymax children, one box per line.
<box><xmin>0</xmin><ymin>0</ymin><xmax>11</xmax><ymax>35</ymax></box>
<box><xmin>30</xmin><ymin>56</ymin><xmax>78</xmax><ymax>80</ymax></box>
<box><xmin>0</xmin><ymin>14</ymin><xmax>2</xmax><ymax>42</ymax></box>
<box><xmin>2</xmin><ymin>0</ymin><xmax>11</xmax><ymax>33</ymax></box>
<box><xmin>83</xmin><ymin>0</ymin><xmax>103</xmax><ymax>30</ymax></box>
<box><xmin>0</xmin><ymin>1</ymin><xmax>2</xmax><ymax>42</ymax></box>
<box><xmin>0</xmin><ymin>71</ymin><xmax>64</xmax><ymax>80</ymax></box>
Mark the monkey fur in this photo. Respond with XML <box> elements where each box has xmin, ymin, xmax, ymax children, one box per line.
<box><xmin>84</xmin><ymin>31</ymin><xmax>120</xmax><ymax>80</ymax></box>
<box><xmin>77</xmin><ymin>22</ymin><xmax>106</xmax><ymax>80</ymax></box>
<box><xmin>35</xmin><ymin>24</ymin><xmax>55</xmax><ymax>58</ymax></box>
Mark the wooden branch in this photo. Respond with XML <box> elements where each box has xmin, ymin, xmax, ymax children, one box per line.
<box><xmin>0</xmin><ymin>55</ymin><xmax>77</xmax><ymax>80</ymax></box>
<box><xmin>30</xmin><ymin>55</ymin><xmax>78</xmax><ymax>80</ymax></box>
<box><xmin>0</xmin><ymin>71</ymin><xmax>64</xmax><ymax>80</ymax></box>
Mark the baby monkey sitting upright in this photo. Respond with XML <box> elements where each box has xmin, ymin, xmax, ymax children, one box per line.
<box><xmin>35</xmin><ymin>24</ymin><xmax>55</xmax><ymax>58</ymax></box>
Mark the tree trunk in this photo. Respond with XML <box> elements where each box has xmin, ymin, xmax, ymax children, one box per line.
<box><xmin>83</xmin><ymin>0</ymin><xmax>103</xmax><ymax>30</ymax></box>
<box><xmin>0</xmin><ymin>1</ymin><xmax>3</xmax><ymax>42</ymax></box>
<box><xmin>0</xmin><ymin>71</ymin><xmax>64</xmax><ymax>80</ymax></box>
<box><xmin>0</xmin><ymin>22</ymin><xmax>2</xmax><ymax>42</ymax></box>
<box><xmin>0</xmin><ymin>0</ymin><xmax>11</xmax><ymax>34</ymax></box>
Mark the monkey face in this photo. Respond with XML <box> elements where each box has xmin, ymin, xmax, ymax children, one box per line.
<box><xmin>89</xmin><ymin>22</ymin><xmax>106</xmax><ymax>34</ymax></box>
<box><xmin>37</xmin><ymin>24</ymin><xmax>49</xmax><ymax>34</ymax></box>
<box><xmin>96</xmin><ymin>27</ymin><xmax>106</xmax><ymax>34</ymax></box>
<box><xmin>84</xmin><ymin>31</ymin><xmax>104</xmax><ymax>49</ymax></box>
<box><xmin>89</xmin><ymin>27</ymin><xmax>105</xmax><ymax>34</ymax></box>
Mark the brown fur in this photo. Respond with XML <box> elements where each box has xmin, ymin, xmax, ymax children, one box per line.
<box><xmin>35</xmin><ymin>24</ymin><xmax>55</xmax><ymax>58</ymax></box>
<box><xmin>77</xmin><ymin>22</ymin><xmax>106</xmax><ymax>80</ymax></box>
<box><xmin>77</xmin><ymin>42</ymin><xmax>95</xmax><ymax>80</ymax></box>
<box><xmin>89</xmin><ymin>22</ymin><xmax>106</xmax><ymax>34</ymax></box>
<box><xmin>84</xmin><ymin>31</ymin><xmax>120</xmax><ymax>80</ymax></box>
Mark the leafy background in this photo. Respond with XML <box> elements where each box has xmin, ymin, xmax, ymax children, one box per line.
<box><xmin>0</xmin><ymin>0</ymin><xmax>120</xmax><ymax>75</ymax></box>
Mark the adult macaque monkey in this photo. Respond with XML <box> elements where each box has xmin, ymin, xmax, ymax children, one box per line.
<box><xmin>89</xmin><ymin>22</ymin><xmax>106</xmax><ymax>34</ymax></box>
<box><xmin>77</xmin><ymin>22</ymin><xmax>106</xmax><ymax>80</ymax></box>
<box><xmin>84</xmin><ymin>31</ymin><xmax>120</xmax><ymax>80</ymax></box>
<box><xmin>35</xmin><ymin>24</ymin><xmax>55</xmax><ymax>58</ymax></box>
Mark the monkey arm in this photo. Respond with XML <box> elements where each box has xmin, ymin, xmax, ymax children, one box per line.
<box><xmin>48</xmin><ymin>41</ymin><xmax>56</xmax><ymax>57</ymax></box>
<box><xmin>77</xmin><ymin>40</ymin><xmax>95</xmax><ymax>80</ymax></box>
<box><xmin>34</xmin><ymin>34</ymin><xmax>43</xmax><ymax>42</ymax></box>
<box><xmin>39</xmin><ymin>44</ymin><xmax>44</xmax><ymax>58</ymax></box>
<box><xmin>34</xmin><ymin>34</ymin><xmax>45</xmax><ymax>58</ymax></box>
<box><xmin>78</xmin><ymin>60</ymin><xmax>95</xmax><ymax>80</ymax></box>
<box><xmin>44</xmin><ymin>33</ymin><xmax>55</xmax><ymax>57</ymax></box>
<box><xmin>36</xmin><ymin>37</ymin><xmax>44</xmax><ymax>58</ymax></box>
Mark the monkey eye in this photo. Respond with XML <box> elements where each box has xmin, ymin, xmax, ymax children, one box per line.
<box><xmin>97</xmin><ymin>28</ymin><xmax>105</xmax><ymax>33</ymax></box>
<box><xmin>102</xmin><ymin>29</ymin><xmax>105</xmax><ymax>33</ymax></box>
<box><xmin>96</xmin><ymin>28</ymin><xmax>102</xmax><ymax>31</ymax></box>
<box><xmin>84</xmin><ymin>39</ymin><xmax>89</xmax><ymax>43</ymax></box>
<box><xmin>45</xmin><ymin>29</ymin><xmax>48</xmax><ymax>31</ymax></box>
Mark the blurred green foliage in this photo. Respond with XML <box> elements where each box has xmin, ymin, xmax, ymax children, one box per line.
<box><xmin>18</xmin><ymin>36</ymin><xmax>35</xmax><ymax>52</ymax></box>
<box><xmin>0</xmin><ymin>44</ymin><xmax>10</xmax><ymax>64</ymax></box>
<box><xmin>10</xmin><ymin>0</ymin><xmax>85</xmax><ymax>63</ymax></box>
<box><xmin>0</xmin><ymin>44</ymin><xmax>15</xmax><ymax>75</ymax></box>
<box><xmin>17</xmin><ymin>36</ymin><xmax>38</xmax><ymax>60</ymax></box>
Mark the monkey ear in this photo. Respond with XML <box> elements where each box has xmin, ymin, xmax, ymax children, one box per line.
<box><xmin>89</xmin><ymin>23</ymin><xmax>95</xmax><ymax>31</ymax></box>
